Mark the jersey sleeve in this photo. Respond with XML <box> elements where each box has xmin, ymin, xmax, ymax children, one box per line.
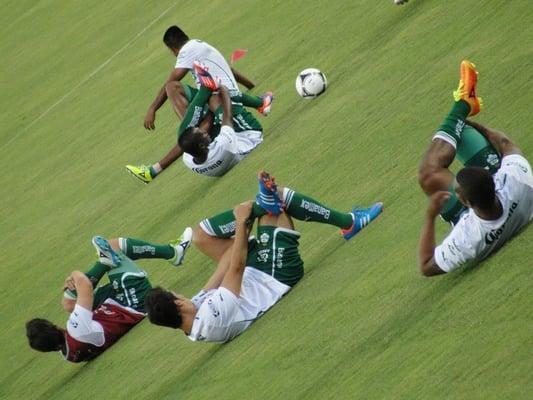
<box><xmin>497</xmin><ymin>154</ymin><xmax>533</xmax><ymax>188</ymax></box>
<box><xmin>67</xmin><ymin>304</ymin><xmax>105</xmax><ymax>346</ymax></box>
<box><xmin>434</xmin><ymin>225</ymin><xmax>477</xmax><ymax>273</ymax></box>
<box><xmin>217</xmin><ymin>125</ymin><xmax>239</xmax><ymax>154</ymax></box>
<box><xmin>191</xmin><ymin>287</ymin><xmax>240</xmax><ymax>342</ymax></box>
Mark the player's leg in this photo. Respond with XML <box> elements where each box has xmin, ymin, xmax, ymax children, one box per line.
<box><xmin>126</xmin><ymin>83</ymin><xmax>198</xmax><ymax>184</ymax></box>
<box><xmin>419</xmin><ymin>61</ymin><xmax>487</xmax><ymax>224</ymax></box>
<box><xmin>107</xmin><ymin>228</ymin><xmax>193</xmax><ymax>267</ymax></box>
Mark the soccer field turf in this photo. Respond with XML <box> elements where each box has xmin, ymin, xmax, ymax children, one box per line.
<box><xmin>1</xmin><ymin>1</ymin><xmax>532</xmax><ymax>399</ymax></box>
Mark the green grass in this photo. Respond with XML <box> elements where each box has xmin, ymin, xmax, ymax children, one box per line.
<box><xmin>1</xmin><ymin>0</ymin><xmax>532</xmax><ymax>399</ymax></box>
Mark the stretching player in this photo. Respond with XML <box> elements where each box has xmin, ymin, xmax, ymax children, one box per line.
<box><xmin>25</xmin><ymin>233</ymin><xmax>193</xmax><ymax>362</ymax></box>
<box><xmin>130</xmin><ymin>81</ymin><xmax>264</xmax><ymax>179</ymax></box>
<box><xmin>127</xmin><ymin>25</ymin><xmax>272</xmax><ymax>183</ymax></box>
<box><xmin>141</xmin><ymin>171</ymin><xmax>384</xmax><ymax>343</ymax></box>
<box><xmin>418</xmin><ymin>61</ymin><xmax>533</xmax><ymax>276</ymax></box>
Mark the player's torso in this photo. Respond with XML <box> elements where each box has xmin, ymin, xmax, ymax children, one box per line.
<box><xmin>182</xmin><ymin>132</ymin><xmax>238</xmax><ymax>176</ymax></box>
<box><xmin>63</xmin><ymin>303</ymin><xmax>143</xmax><ymax>362</ymax></box>
<box><xmin>180</xmin><ymin>39</ymin><xmax>239</xmax><ymax>95</ymax></box>
<box><xmin>465</xmin><ymin>182</ymin><xmax>533</xmax><ymax>260</ymax></box>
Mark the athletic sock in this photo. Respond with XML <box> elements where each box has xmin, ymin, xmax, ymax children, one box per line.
<box><xmin>200</xmin><ymin>205</ymin><xmax>268</xmax><ymax>239</ymax></box>
<box><xmin>457</xmin><ymin>125</ymin><xmax>501</xmax><ymax>173</ymax></box>
<box><xmin>282</xmin><ymin>188</ymin><xmax>353</xmax><ymax>229</ymax></box>
<box><xmin>149</xmin><ymin>163</ymin><xmax>162</xmax><ymax>178</ymax></box>
<box><xmin>85</xmin><ymin>262</ymin><xmax>110</xmax><ymax>287</ymax></box>
<box><xmin>234</xmin><ymin>92</ymin><xmax>263</xmax><ymax>109</ymax></box>
<box><xmin>433</xmin><ymin>100</ymin><xmax>470</xmax><ymax>148</ymax></box>
<box><xmin>178</xmin><ymin>86</ymin><xmax>212</xmax><ymax>136</ymax></box>
<box><xmin>65</xmin><ymin>262</ymin><xmax>109</xmax><ymax>299</ymax></box>
<box><xmin>119</xmin><ymin>238</ymin><xmax>175</xmax><ymax>260</ymax></box>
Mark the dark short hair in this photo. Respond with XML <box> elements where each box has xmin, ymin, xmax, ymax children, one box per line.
<box><xmin>178</xmin><ymin>127</ymin><xmax>208</xmax><ymax>159</ymax></box>
<box><xmin>456</xmin><ymin>167</ymin><xmax>496</xmax><ymax>209</ymax></box>
<box><xmin>144</xmin><ymin>287</ymin><xmax>182</xmax><ymax>329</ymax></box>
<box><xmin>163</xmin><ymin>26</ymin><xmax>189</xmax><ymax>48</ymax></box>
<box><xmin>26</xmin><ymin>318</ymin><xmax>64</xmax><ymax>352</ymax></box>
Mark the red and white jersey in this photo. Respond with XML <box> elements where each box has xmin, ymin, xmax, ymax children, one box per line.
<box><xmin>62</xmin><ymin>299</ymin><xmax>144</xmax><ymax>363</ymax></box>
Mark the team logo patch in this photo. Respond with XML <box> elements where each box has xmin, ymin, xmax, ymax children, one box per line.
<box><xmin>260</xmin><ymin>233</ymin><xmax>270</xmax><ymax>245</ymax></box>
<box><xmin>112</xmin><ymin>280</ymin><xmax>119</xmax><ymax>290</ymax></box>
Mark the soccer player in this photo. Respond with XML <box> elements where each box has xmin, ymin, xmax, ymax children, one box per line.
<box><xmin>417</xmin><ymin>61</ymin><xmax>533</xmax><ymax>276</ymax></box>
<box><xmin>141</xmin><ymin>171</ymin><xmax>384</xmax><ymax>343</ymax></box>
<box><xmin>127</xmin><ymin>25</ymin><xmax>272</xmax><ymax>183</ymax></box>
<box><xmin>25</xmin><ymin>233</ymin><xmax>193</xmax><ymax>362</ymax></box>
<box><xmin>130</xmin><ymin>81</ymin><xmax>264</xmax><ymax>179</ymax></box>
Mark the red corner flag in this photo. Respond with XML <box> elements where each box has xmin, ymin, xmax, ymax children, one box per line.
<box><xmin>230</xmin><ymin>49</ymin><xmax>248</xmax><ymax>64</ymax></box>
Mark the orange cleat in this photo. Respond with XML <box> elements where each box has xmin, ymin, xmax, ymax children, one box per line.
<box><xmin>453</xmin><ymin>60</ymin><xmax>483</xmax><ymax>117</ymax></box>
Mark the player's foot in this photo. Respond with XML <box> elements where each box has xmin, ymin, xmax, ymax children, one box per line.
<box><xmin>92</xmin><ymin>236</ymin><xmax>121</xmax><ymax>267</ymax></box>
<box><xmin>256</xmin><ymin>170</ymin><xmax>282</xmax><ymax>216</ymax></box>
<box><xmin>126</xmin><ymin>164</ymin><xmax>153</xmax><ymax>184</ymax></box>
<box><xmin>257</xmin><ymin>91</ymin><xmax>274</xmax><ymax>116</ymax></box>
<box><xmin>169</xmin><ymin>227</ymin><xmax>193</xmax><ymax>267</ymax></box>
<box><xmin>341</xmin><ymin>202</ymin><xmax>384</xmax><ymax>240</ymax></box>
<box><xmin>193</xmin><ymin>61</ymin><xmax>218</xmax><ymax>91</ymax></box>
<box><xmin>453</xmin><ymin>60</ymin><xmax>482</xmax><ymax>117</ymax></box>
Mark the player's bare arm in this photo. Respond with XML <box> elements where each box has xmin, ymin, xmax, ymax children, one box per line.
<box><xmin>231</xmin><ymin>67</ymin><xmax>255</xmax><ymax>90</ymax></box>
<box><xmin>418</xmin><ymin>191</ymin><xmax>450</xmax><ymax>277</ymax></box>
<box><xmin>144</xmin><ymin>67</ymin><xmax>188</xmax><ymax>130</ymax></box>
<box><xmin>220</xmin><ymin>201</ymin><xmax>253</xmax><ymax>296</ymax></box>
<box><xmin>71</xmin><ymin>270</ymin><xmax>94</xmax><ymax>310</ymax></box>
<box><xmin>465</xmin><ymin>120</ymin><xmax>522</xmax><ymax>157</ymax></box>
<box><xmin>218</xmin><ymin>85</ymin><xmax>234</xmax><ymax>128</ymax></box>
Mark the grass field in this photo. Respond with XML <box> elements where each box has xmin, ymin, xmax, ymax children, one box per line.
<box><xmin>1</xmin><ymin>1</ymin><xmax>532</xmax><ymax>399</ymax></box>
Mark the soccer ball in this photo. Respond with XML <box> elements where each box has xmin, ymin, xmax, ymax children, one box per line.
<box><xmin>295</xmin><ymin>68</ymin><xmax>327</xmax><ymax>99</ymax></box>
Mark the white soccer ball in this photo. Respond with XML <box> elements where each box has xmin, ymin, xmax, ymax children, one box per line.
<box><xmin>295</xmin><ymin>68</ymin><xmax>327</xmax><ymax>99</ymax></box>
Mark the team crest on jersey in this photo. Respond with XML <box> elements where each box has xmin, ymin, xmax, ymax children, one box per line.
<box><xmin>112</xmin><ymin>280</ymin><xmax>119</xmax><ymax>290</ymax></box>
<box><xmin>260</xmin><ymin>233</ymin><xmax>270</xmax><ymax>245</ymax></box>
<box><xmin>487</xmin><ymin>153</ymin><xmax>500</xmax><ymax>167</ymax></box>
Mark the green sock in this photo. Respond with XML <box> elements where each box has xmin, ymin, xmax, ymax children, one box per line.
<box><xmin>200</xmin><ymin>205</ymin><xmax>267</xmax><ymax>239</ymax></box>
<box><xmin>178</xmin><ymin>86</ymin><xmax>212</xmax><ymax>136</ymax></box>
<box><xmin>85</xmin><ymin>262</ymin><xmax>109</xmax><ymax>287</ymax></box>
<box><xmin>283</xmin><ymin>188</ymin><xmax>353</xmax><ymax>229</ymax></box>
<box><xmin>457</xmin><ymin>125</ymin><xmax>501</xmax><ymax>174</ymax></box>
<box><xmin>64</xmin><ymin>262</ymin><xmax>109</xmax><ymax>299</ymax></box>
<box><xmin>120</xmin><ymin>238</ymin><xmax>174</xmax><ymax>260</ymax></box>
<box><xmin>233</xmin><ymin>92</ymin><xmax>263</xmax><ymax>108</ymax></box>
<box><xmin>434</xmin><ymin>100</ymin><xmax>470</xmax><ymax>147</ymax></box>
<box><xmin>440</xmin><ymin>185</ymin><xmax>467</xmax><ymax>225</ymax></box>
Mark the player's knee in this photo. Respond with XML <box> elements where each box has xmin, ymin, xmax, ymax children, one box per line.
<box><xmin>164</xmin><ymin>80</ymin><xmax>183</xmax><ymax>95</ymax></box>
<box><xmin>192</xmin><ymin>226</ymin><xmax>208</xmax><ymax>250</ymax></box>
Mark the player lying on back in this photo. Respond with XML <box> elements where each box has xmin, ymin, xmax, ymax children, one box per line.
<box><xmin>131</xmin><ymin>76</ymin><xmax>265</xmax><ymax>179</ymax></box>
<box><xmin>417</xmin><ymin>60</ymin><xmax>533</xmax><ymax>276</ymax></box>
<box><xmin>142</xmin><ymin>170</ymin><xmax>384</xmax><ymax>343</ymax></box>
<box><xmin>25</xmin><ymin>233</ymin><xmax>192</xmax><ymax>362</ymax></box>
<box><xmin>127</xmin><ymin>25</ymin><xmax>273</xmax><ymax>183</ymax></box>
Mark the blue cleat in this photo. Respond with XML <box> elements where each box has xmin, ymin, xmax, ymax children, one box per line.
<box><xmin>341</xmin><ymin>202</ymin><xmax>383</xmax><ymax>240</ymax></box>
<box><xmin>92</xmin><ymin>236</ymin><xmax>121</xmax><ymax>267</ymax></box>
<box><xmin>255</xmin><ymin>170</ymin><xmax>282</xmax><ymax>216</ymax></box>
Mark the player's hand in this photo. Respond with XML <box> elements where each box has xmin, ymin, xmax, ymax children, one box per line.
<box><xmin>426</xmin><ymin>191</ymin><xmax>451</xmax><ymax>218</ymax></box>
<box><xmin>63</xmin><ymin>276</ymin><xmax>75</xmax><ymax>291</ymax></box>
<box><xmin>233</xmin><ymin>201</ymin><xmax>253</xmax><ymax>224</ymax></box>
<box><xmin>144</xmin><ymin>108</ymin><xmax>156</xmax><ymax>130</ymax></box>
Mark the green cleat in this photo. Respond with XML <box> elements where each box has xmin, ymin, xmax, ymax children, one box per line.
<box><xmin>126</xmin><ymin>164</ymin><xmax>153</xmax><ymax>184</ymax></box>
<box><xmin>169</xmin><ymin>227</ymin><xmax>193</xmax><ymax>267</ymax></box>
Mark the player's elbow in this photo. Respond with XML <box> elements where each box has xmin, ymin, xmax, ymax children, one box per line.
<box><xmin>62</xmin><ymin>297</ymin><xmax>76</xmax><ymax>313</ymax></box>
<box><xmin>419</xmin><ymin>260</ymin><xmax>445</xmax><ymax>277</ymax></box>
